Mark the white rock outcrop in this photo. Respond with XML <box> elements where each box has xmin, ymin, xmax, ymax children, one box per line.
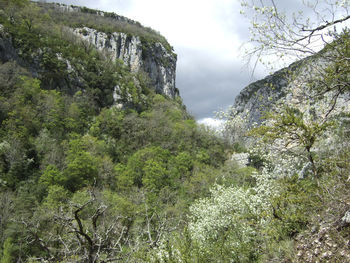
<box><xmin>72</xmin><ymin>27</ymin><xmax>177</xmax><ymax>98</ymax></box>
<box><xmin>231</xmin><ymin>153</ymin><xmax>250</xmax><ymax>168</ymax></box>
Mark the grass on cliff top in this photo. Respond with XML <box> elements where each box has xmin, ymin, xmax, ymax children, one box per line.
<box><xmin>38</xmin><ymin>2</ymin><xmax>174</xmax><ymax>54</ymax></box>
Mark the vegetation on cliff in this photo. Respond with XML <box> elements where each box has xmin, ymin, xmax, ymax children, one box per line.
<box><xmin>1</xmin><ymin>0</ymin><xmax>350</xmax><ymax>262</ymax></box>
<box><xmin>0</xmin><ymin>1</ymin><xmax>229</xmax><ymax>261</ymax></box>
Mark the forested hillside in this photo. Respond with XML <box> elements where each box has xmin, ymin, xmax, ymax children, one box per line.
<box><xmin>0</xmin><ymin>1</ymin><xmax>229</xmax><ymax>261</ymax></box>
<box><xmin>1</xmin><ymin>0</ymin><xmax>350</xmax><ymax>262</ymax></box>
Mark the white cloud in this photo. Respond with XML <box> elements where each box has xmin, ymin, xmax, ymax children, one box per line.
<box><xmin>197</xmin><ymin>117</ymin><xmax>225</xmax><ymax>130</ymax></box>
<box><xmin>121</xmin><ymin>0</ymin><xmax>243</xmax><ymax>56</ymax></box>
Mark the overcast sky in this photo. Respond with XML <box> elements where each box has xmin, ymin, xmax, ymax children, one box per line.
<box><xmin>45</xmin><ymin>0</ymin><xmax>307</xmax><ymax>123</ymax></box>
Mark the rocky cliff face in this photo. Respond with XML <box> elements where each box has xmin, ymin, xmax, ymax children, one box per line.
<box><xmin>72</xmin><ymin>27</ymin><xmax>177</xmax><ymax>98</ymax></box>
<box><xmin>0</xmin><ymin>25</ymin><xmax>17</xmax><ymax>62</ymax></box>
<box><xmin>232</xmin><ymin>54</ymin><xmax>350</xmax><ymax>129</ymax></box>
<box><xmin>233</xmin><ymin>65</ymin><xmax>291</xmax><ymax>127</ymax></box>
<box><xmin>0</xmin><ymin>2</ymin><xmax>178</xmax><ymax>100</ymax></box>
<box><xmin>49</xmin><ymin>2</ymin><xmax>177</xmax><ymax>98</ymax></box>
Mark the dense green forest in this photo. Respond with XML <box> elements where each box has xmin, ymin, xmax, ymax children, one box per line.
<box><xmin>0</xmin><ymin>0</ymin><xmax>230</xmax><ymax>261</ymax></box>
<box><xmin>1</xmin><ymin>0</ymin><xmax>350</xmax><ymax>262</ymax></box>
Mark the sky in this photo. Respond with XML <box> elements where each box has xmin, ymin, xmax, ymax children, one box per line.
<box><xmin>43</xmin><ymin>0</ymin><xmax>307</xmax><ymax>124</ymax></box>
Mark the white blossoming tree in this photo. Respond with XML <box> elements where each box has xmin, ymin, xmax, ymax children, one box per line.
<box><xmin>187</xmin><ymin>170</ymin><xmax>278</xmax><ymax>261</ymax></box>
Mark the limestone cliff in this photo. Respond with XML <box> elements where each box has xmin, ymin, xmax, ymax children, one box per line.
<box><xmin>51</xmin><ymin>3</ymin><xmax>177</xmax><ymax>98</ymax></box>
<box><xmin>0</xmin><ymin>2</ymin><xmax>178</xmax><ymax>101</ymax></box>
<box><xmin>232</xmin><ymin>54</ymin><xmax>350</xmax><ymax>129</ymax></box>
<box><xmin>72</xmin><ymin>27</ymin><xmax>177</xmax><ymax>98</ymax></box>
<box><xmin>0</xmin><ymin>25</ymin><xmax>18</xmax><ymax>63</ymax></box>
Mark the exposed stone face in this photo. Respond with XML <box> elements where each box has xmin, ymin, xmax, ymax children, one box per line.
<box><xmin>232</xmin><ymin>54</ymin><xmax>350</xmax><ymax>129</ymax></box>
<box><xmin>72</xmin><ymin>27</ymin><xmax>177</xmax><ymax>98</ymax></box>
<box><xmin>142</xmin><ymin>42</ymin><xmax>177</xmax><ymax>97</ymax></box>
<box><xmin>233</xmin><ymin>68</ymin><xmax>289</xmax><ymax>127</ymax></box>
<box><xmin>0</xmin><ymin>25</ymin><xmax>20</xmax><ymax>63</ymax></box>
<box><xmin>232</xmin><ymin>58</ymin><xmax>309</xmax><ymax>128</ymax></box>
<box><xmin>2</xmin><ymin>2</ymin><xmax>178</xmax><ymax>99</ymax></box>
<box><xmin>73</xmin><ymin>28</ymin><xmax>142</xmax><ymax>72</ymax></box>
<box><xmin>230</xmin><ymin>153</ymin><xmax>249</xmax><ymax>168</ymax></box>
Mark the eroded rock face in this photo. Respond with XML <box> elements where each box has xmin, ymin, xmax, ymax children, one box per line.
<box><xmin>231</xmin><ymin>152</ymin><xmax>249</xmax><ymax>168</ymax></box>
<box><xmin>233</xmin><ymin>58</ymin><xmax>308</xmax><ymax>128</ymax></box>
<box><xmin>72</xmin><ymin>27</ymin><xmax>177</xmax><ymax>98</ymax></box>
<box><xmin>232</xmin><ymin>54</ymin><xmax>350</xmax><ymax>129</ymax></box>
<box><xmin>73</xmin><ymin>28</ymin><xmax>142</xmax><ymax>72</ymax></box>
<box><xmin>233</xmin><ymin>68</ymin><xmax>290</xmax><ymax>127</ymax></box>
<box><xmin>0</xmin><ymin>25</ymin><xmax>20</xmax><ymax>63</ymax></box>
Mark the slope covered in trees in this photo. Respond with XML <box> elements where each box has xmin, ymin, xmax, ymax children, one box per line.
<box><xmin>1</xmin><ymin>0</ymin><xmax>350</xmax><ymax>262</ymax></box>
<box><xmin>0</xmin><ymin>1</ymin><xmax>230</xmax><ymax>261</ymax></box>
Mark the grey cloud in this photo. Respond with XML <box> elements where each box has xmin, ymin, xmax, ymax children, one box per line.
<box><xmin>178</xmin><ymin>0</ymin><xmax>329</xmax><ymax>120</ymax></box>
<box><xmin>176</xmin><ymin>48</ymin><xmax>257</xmax><ymax>119</ymax></box>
